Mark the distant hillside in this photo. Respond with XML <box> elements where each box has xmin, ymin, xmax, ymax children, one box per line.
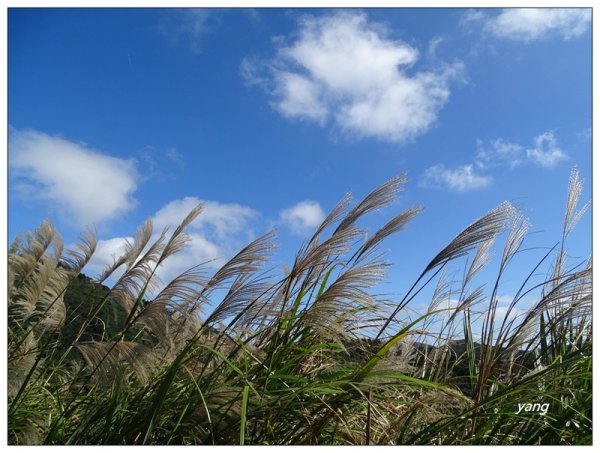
<box><xmin>62</xmin><ymin>273</ymin><xmax>129</xmax><ymax>344</ymax></box>
<box><xmin>342</xmin><ymin>335</ymin><xmax>536</xmax><ymax>397</ymax></box>
<box><xmin>63</xmin><ymin>274</ymin><xmax>536</xmax><ymax>389</ymax></box>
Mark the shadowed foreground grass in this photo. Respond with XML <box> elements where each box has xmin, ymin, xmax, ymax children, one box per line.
<box><xmin>8</xmin><ymin>169</ymin><xmax>591</xmax><ymax>445</ymax></box>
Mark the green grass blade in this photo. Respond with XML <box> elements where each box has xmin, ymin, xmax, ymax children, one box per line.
<box><xmin>240</xmin><ymin>384</ymin><xmax>250</xmax><ymax>445</ymax></box>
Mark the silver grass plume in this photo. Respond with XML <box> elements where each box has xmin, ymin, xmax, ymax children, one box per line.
<box><xmin>424</xmin><ymin>201</ymin><xmax>517</xmax><ymax>274</ymax></box>
<box><xmin>275</xmin><ymin>226</ymin><xmax>363</xmax><ymax>332</ymax></box>
<box><xmin>34</xmin><ymin>231</ymin><xmax>97</xmax><ymax>329</ymax></box>
<box><xmin>285</xmin><ymin>193</ymin><xmax>352</xmax><ymax>304</ymax></box>
<box><xmin>281</xmin><ymin>178</ymin><xmax>407</xmax><ymax>330</ymax></box>
<box><xmin>204</xmin><ymin>231</ymin><xmax>277</xmax><ymax>294</ymax></box>
<box><xmin>500</xmin><ymin>213</ymin><xmax>530</xmax><ymax>271</ymax></box>
<box><xmin>300</xmin><ymin>192</ymin><xmax>352</xmax><ymax>260</ymax></box>
<box><xmin>34</xmin><ymin>265</ymin><xmax>70</xmax><ymax>329</ymax></box>
<box><xmin>157</xmin><ymin>203</ymin><xmax>204</xmax><ymax>266</ymax></box>
<box><xmin>427</xmin><ymin>268</ymin><xmax>453</xmax><ymax>314</ymax></box>
<box><xmin>463</xmin><ymin>237</ymin><xmax>495</xmax><ymax>288</ymax></box>
<box><xmin>75</xmin><ymin>341</ymin><xmax>159</xmax><ymax>385</ymax></box>
<box><xmin>378</xmin><ymin>201</ymin><xmax>517</xmax><ymax>340</ymax></box>
<box><xmin>564</xmin><ymin>167</ymin><xmax>590</xmax><ymax>238</ymax></box>
<box><xmin>446</xmin><ymin>285</ymin><xmax>487</xmax><ymax>325</ymax></box>
<box><xmin>509</xmin><ymin>263</ymin><xmax>591</xmax><ymax>351</ymax></box>
<box><xmin>301</xmin><ymin>259</ymin><xmax>388</xmax><ymax>341</ymax></box>
<box><xmin>235</xmin><ymin>280</ymin><xmax>286</xmax><ymax>341</ymax></box>
<box><xmin>97</xmin><ymin>218</ymin><xmax>154</xmax><ymax>283</ymax></box>
<box><xmin>134</xmin><ymin>266</ymin><xmax>208</xmax><ymax>352</ymax></box>
<box><xmin>547</xmin><ymin>167</ymin><xmax>590</xmax><ymax>293</ymax></box>
<box><xmin>60</xmin><ymin>227</ymin><xmax>97</xmax><ymax>276</ymax></box>
<box><xmin>107</xmin><ymin>229</ymin><xmax>167</xmax><ymax>314</ymax></box>
<box><xmin>10</xmin><ymin>253</ymin><xmax>58</xmax><ymax>322</ymax></box>
<box><xmin>354</xmin><ymin>207</ymin><xmax>422</xmax><ymax>263</ymax></box>
<box><xmin>206</xmin><ymin>274</ymin><xmax>275</xmax><ymax>329</ymax></box>
<box><xmin>292</xmin><ymin>226</ymin><xmax>362</xmax><ymax>283</ymax></box>
<box><xmin>8</xmin><ymin>225</ymin><xmax>64</xmax><ymax>324</ymax></box>
<box><xmin>8</xmin><ymin>224</ymin><xmax>97</xmax><ymax>371</ymax></box>
<box><xmin>334</xmin><ymin>175</ymin><xmax>407</xmax><ymax>235</ymax></box>
<box><xmin>8</xmin><ymin>221</ymin><xmax>78</xmax><ymax>401</ymax></box>
<box><xmin>481</xmin><ymin>213</ymin><xmax>530</xmax><ymax>347</ymax></box>
<box><xmin>124</xmin><ymin>204</ymin><xmax>203</xmax><ymax>342</ymax></box>
<box><xmin>203</xmin><ymin>232</ymin><xmax>277</xmax><ymax>325</ymax></box>
<box><xmin>8</xmin><ymin>221</ymin><xmax>62</xmax><ymax>306</ymax></box>
<box><xmin>8</xmin><ymin>331</ymin><xmax>37</xmax><ymax>399</ymax></box>
<box><xmin>8</xmin><ymin>234</ymin><xmax>22</xmax><ymax>255</ymax></box>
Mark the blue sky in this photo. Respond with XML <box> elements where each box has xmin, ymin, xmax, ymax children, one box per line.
<box><xmin>7</xmin><ymin>7</ymin><xmax>592</xmax><ymax>314</ymax></box>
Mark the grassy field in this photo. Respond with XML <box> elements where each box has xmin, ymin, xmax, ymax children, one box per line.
<box><xmin>7</xmin><ymin>169</ymin><xmax>591</xmax><ymax>445</ymax></box>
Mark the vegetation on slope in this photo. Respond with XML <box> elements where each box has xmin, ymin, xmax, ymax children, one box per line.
<box><xmin>7</xmin><ymin>169</ymin><xmax>591</xmax><ymax>445</ymax></box>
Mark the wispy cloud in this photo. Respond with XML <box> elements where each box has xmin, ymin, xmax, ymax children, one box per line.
<box><xmin>476</xmin><ymin>138</ymin><xmax>525</xmax><ymax>169</ymax></box>
<box><xmin>279</xmin><ymin>200</ymin><xmax>325</xmax><ymax>236</ymax></box>
<box><xmin>427</xmin><ymin>36</ymin><xmax>444</xmax><ymax>57</ymax></box>
<box><xmin>138</xmin><ymin>146</ymin><xmax>185</xmax><ymax>182</ymax></box>
<box><xmin>159</xmin><ymin>9</ymin><xmax>216</xmax><ymax>54</ymax></box>
<box><xmin>9</xmin><ymin>129</ymin><xmax>139</xmax><ymax>226</ymax></box>
<box><xmin>575</xmin><ymin>127</ymin><xmax>591</xmax><ymax>142</ymax></box>
<box><xmin>466</xmin><ymin>8</ymin><xmax>590</xmax><ymax>42</ymax></box>
<box><xmin>525</xmin><ymin>132</ymin><xmax>568</xmax><ymax>167</ymax></box>
<box><xmin>243</xmin><ymin>12</ymin><xmax>463</xmax><ymax>143</ymax></box>
<box><xmin>166</xmin><ymin>148</ymin><xmax>185</xmax><ymax>172</ymax></box>
<box><xmin>476</xmin><ymin>132</ymin><xmax>568</xmax><ymax>169</ymax></box>
<box><xmin>423</xmin><ymin>131</ymin><xmax>568</xmax><ymax>193</ymax></box>
<box><xmin>421</xmin><ymin>164</ymin><xmax>492</xmax><ymax>193</ymax></box>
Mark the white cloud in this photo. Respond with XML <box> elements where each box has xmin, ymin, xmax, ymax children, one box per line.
<box><xmin>424</xmin><ymin>131</ymin><xmax>568</xmax><ymax>193</ymax></box>
<box><xmin>492</xmin><ymin>294</ymin><xmax>537</xmax><ymax>323</ymax></box>
<box><xmin>421</xmin><ymin>164</ymin><xmax>492</xmax><ymax>193</ymax></box>
<box><xmin>245</xmin><ymin>12</ymin><xmax>463</xmax><ymax>143</ymax></box>
<box><xmin>476</xmin><ymin>132</ymin><xmax>568</xmax><ymax>169</ymax></box>
<box><xmin>476</xmin><ymin>138</ymin><xmax>525</xmax><ymax>169</ymax></box>
<box><xmin>525</xmin><ymin>132</ymin><xmax>568</xmax><ymax>167</ymax></box>
<box><xmin>273</xmin><ymin>71</ymin><xmax>328</xmax><ymax>122</ymax></box>
<box><xmin>496</xmin><ymin>295</ymin><xmax>516</xmax><ymax>306</ymax></box>
<box><xmin>478</xmin><ymin>8</ymin><xmax>591</xmax><ymax>42</ymax></box>
<box><xmin>150</xmin><ymin>197</ymin><xmax>259</xmax><ymax>284</ymax></box>
<box><xmin>280</xmin><ymin>200</ymin><xmax>325</xmax><ymax>236</ymax></box>
<box><xmin>153</xmin><ymin>197</ymin><xmax>258</xmax><ymax>241</ymax></box>
<box><xmin>84</xmin><ymin>196</ymin><xmax>261</xmax><ymax>289</ymax></box>
<box><xmin>83</xmin><ymin>237</ymin><xmax>131</xmax><ymax>279</ymax></box>
<box><xmin>492</xmin><ymin>305</ymin><xmax>523</xmax><ymax>323</ymax></box>
<box><xmin>440</xmin><ymin>298</ymin><xmax>461</xmax><ymax>311</ymax></box>
<box><xmin>153</xmin><ymin>232</ymin><xmax>224</xmax><ymax>286</ymax></box>
<box><xmin>9</xmin><ymin>129</ymin><xmax>139</xmax><ymax>226</ymax></box>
